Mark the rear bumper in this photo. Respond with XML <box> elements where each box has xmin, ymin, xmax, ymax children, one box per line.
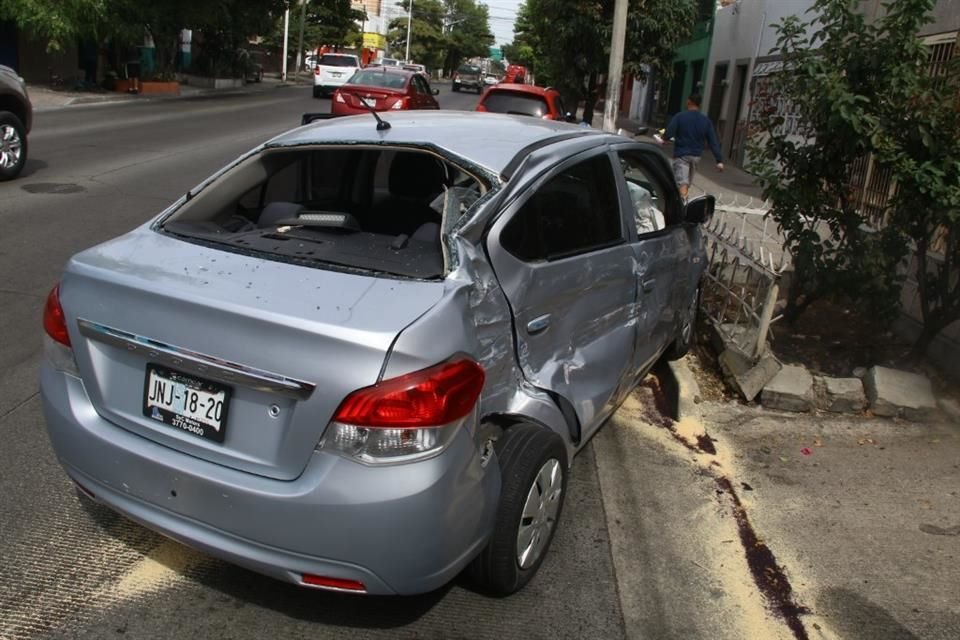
<box><xmin>40</xmin><ymin>364</ymin><xmax>500</xmax><ymax>595</ymax></box>
<box><xmin>313</xmin><ymin>77</ymin><xmax>350</xmax><ymax>91</ymax></box>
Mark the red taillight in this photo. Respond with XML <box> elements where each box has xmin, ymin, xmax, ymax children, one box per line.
<box><xmin>476</xmin><ymin>103</ymin><xmax>487</xmax><ymax>112</ymax></box>
<box><xmin>333</xmin><ymin>358</ymin><xmax>485</xmax><ymax>428</ymax></box>
<box><xmin>314</xmin><ymin>66</ymin><xmax>320</xmax><ymax>75</ymax></box>
<box><xmin>302</xmin><ymin>574</ymin><xmax>366</xmax><ymax>592</ymax></box>
<box><xmin>43</xmin><ymin>283</ymin><xmax>71</xmax><ymax>347</ymax></box>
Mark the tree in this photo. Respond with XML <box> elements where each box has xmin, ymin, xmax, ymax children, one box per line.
<box><xmin>0</xmin><ymin>0</ymin><xmax>112</xmax><ymax>51</ymax></box>
<box><xmin>263</xmin><ymin>0</ymin><xmax>363</xmax><ymax>54</ymax></box>
<box><xmin>387</xmin><ymin>0</ymin><xmax>445</xmax><ymax>68</ymax></box>
<box><xmin>1</xmin><ymin>0</ymin><xmax>287</xmax><ymax>71</ymax></box>
<box><xmin>441</xmin><ymin>0</ymin><xmax>494</xmax><ymax>75</ymax></box>
<box><xmin>510</xmin><ymin>0</ymin><xmax>697</xmax><ymax>124</ymax></box>
<box><xmin>748</xmin><ymin>0</ymin><xmax>960</xmax><ymax>355</ymax></box>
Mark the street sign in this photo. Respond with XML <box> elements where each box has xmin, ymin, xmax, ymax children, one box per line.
<box><xmin>489</xmin><ymin>47</ymin><xmax>502</xmax><ymax>61</ymax></box>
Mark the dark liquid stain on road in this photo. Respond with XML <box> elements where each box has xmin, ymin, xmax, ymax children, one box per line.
<box><xmin>640</xmin><ymin>373</ymin><xmax>811</xmax><ymax>639</ymax></box>
<box><xmin>716</xmin><ymin>475</ymin><xmax>811</xmax><ymax>640</ymax></box>
<box><xmin>20</xmin><ymin>182</ymin><xmax>86</xmax><ymax>194</ymax></box>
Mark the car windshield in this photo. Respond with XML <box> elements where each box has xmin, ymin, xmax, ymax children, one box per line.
<box><xmin>160</xmin><ymin>147</ymin><xmax>487</xmax><ymax>279</ymax></box>
<box><xmin>319</xmin><ymin>55</ymin><xmax>358</xmax><ymax>67</ymax></box>
<box><xmin>458</xmin><ymin>66</ymin><xmax>480</xmax><ymax>75</ymax></box>
<box><xmin>483</xmin><ymin>91</ymin><xmax>549</xmax><ymax>118</ymax></box>
<box><xmin>347</xmin><ymin>70</ymin><xmax>408</xmax><ymax>90</ymax></box>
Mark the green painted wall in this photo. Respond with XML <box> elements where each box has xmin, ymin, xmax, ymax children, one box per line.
<box><xmin>666</xmin><ymin>19</ymin><xmax>713</xmax><ymax>116</ymax></box>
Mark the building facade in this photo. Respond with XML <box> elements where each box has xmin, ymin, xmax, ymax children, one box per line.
<box><xmin>702</xmin><ymin>0</ymin><xmax>816</xmax><ymax>167</ymax></box>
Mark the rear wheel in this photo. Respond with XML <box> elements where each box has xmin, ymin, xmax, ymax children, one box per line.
<box><xmin>0</xmin><ymin>111</ymin><xmax>27</xmax><ymax>181</ymax></box>
<box><xmin>452</xmin><ymin>84</ymin><xmax>459</xmax><ymax>92</ymax></box>
<box><xmin>312</xmin><ymin>86</ymin><xmax>322</xmax><ymax>98</ymax></box>
<box><xmin>469</xmin><ymin>423</ymin><xmax>568</xmax><ymax>595</ymax></box>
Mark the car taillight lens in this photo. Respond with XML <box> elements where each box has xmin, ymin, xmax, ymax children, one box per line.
<box><xmin>389</xmin><ymin>97</ymin><xmax>407</xmax><ymax>110</ymax></box>
<box><xmin>314</xmin><ymin>67</ymin><xmax>320</xmax><ymax>75</ymax></box>
<box><xmin>335</xmin><ymin>91</ymin><xmax>345</xmax><ymax>103</ymax></box>
<box><xmin>476</xmin><ymin>103</ymin><xmax>487</xmax><ymax>112</ymax></box>
<box><xmin>43</xmin><ymin>282</ymin><xmax>79</xmax><ymax>375</ymax></box>
<box><xmin>43</xmin><ymin>284</ymin><xmax>70</xmax><ymax>346</ymax></box>
<box><xmin>321</xmin><ymin>358</ymin><xmax>485</xmax><ymax>464</ymax></box>
<box><xmin>334</xmin><ymin>358</ymin><xmax>484</xmax><ymax>427</ymax></box>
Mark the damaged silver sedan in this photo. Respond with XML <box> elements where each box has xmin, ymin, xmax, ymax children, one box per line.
<box><xmin>40</xmin><ymin>111</ymin><xmax>713</xmax><ymax>596</ymax></box>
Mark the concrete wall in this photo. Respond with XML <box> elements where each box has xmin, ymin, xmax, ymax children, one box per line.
<box><xmin>703</xmin><ymin>0</ymin><xmax>816</xmax><ymax>164</ymax></box>
<box><xmin>859</xmin><ymin>0</ymin><xmax>960</xmax><ymax>36</ymax></box>
<box><xmin>668</xmin><ymin>21</ymin><xmax>713</xmax><ymax>117</ymax></box>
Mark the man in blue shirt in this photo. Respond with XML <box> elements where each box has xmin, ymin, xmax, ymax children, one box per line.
<box><xmin>662</xmin><ymin>94</ymin><xmax>724</xmax><ymax>200</ymax></box>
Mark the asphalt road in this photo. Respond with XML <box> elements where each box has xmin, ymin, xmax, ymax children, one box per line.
<box><xmin>0</xmin><ymin>84</ymin><xmax>627</xmax><ymax>640</ymax></box>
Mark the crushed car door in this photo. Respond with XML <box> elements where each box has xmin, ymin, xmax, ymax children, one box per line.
<box><xmin>487</xmin><ymin>149</ymin><xmax>637</xmax><ymax>437</ymax></box>
<box><xmin>614</xmin><ymin>146</ymin><xmax>692</xmax><ymax>374</ymax></box>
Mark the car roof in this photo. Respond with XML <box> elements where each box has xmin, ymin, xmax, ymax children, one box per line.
<box><xmin>355</xmin><ymin>66</ymin><xmax>413</xmax><ymax>76</ymax></box>
<box><xmin>320</xmin><ymin>53</ymin><xmax>357</xmax><ymax>58</ymax></box>
<box><xmin>487</xmin><ymin>83</ymin><xmax>553</xmax><ymax>96</ymax></box>
<box><xmin>270</xmin><ymin>111</ymin><xmax>607</xmax><ymax>175</ymax></box>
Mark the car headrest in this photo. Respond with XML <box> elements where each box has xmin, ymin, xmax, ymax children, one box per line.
<box><xmin>389</xmin><ymin>153</ymin><xmax>446</xmax><ymax>199</ymax></box>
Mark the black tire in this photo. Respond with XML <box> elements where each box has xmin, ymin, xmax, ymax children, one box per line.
<box><xmin>452</xmin><ymin>84</ymin><xmax>459</xmax><ymax>92</ymax></box>
<box><xmin>0</xmin><ymin>111</ymin><xmax>27</xmax><ymax>182</ymax></box>
<box><xmin>666</xmin><ymin>284</ymin><xmax>701</xmax><ymax>360</ymax></box>
<box><xmin>312</xmin><ymin>86</ymin><xmax>322</xmax><ymax>98</ymax></box>
<box><xmin>470</xmin><ymin>423</ymin><xmax>568</xmax><ymax>595</ymax></box>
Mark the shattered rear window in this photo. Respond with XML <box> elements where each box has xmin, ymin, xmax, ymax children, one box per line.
<box><xmin>160</xmin><ymin>146</ymin><xmax>487</xmax><ymax>279</ymax></box>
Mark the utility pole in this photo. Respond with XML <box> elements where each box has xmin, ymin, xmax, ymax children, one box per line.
<box><xmin>281</xmin><ymin>7</ymin><xmax>290</xmax><ymax>82</ymax></box>
<box><xmin>295</xmin><ymin>0</ymin><xmax>308</xmax><ymax>84</ymax></box>
<box><xmin>405</xmin><ymin>0</ymin><xmax>413</xmax><ymax>63</ymax></box>
<box><xmin>601</xmin><ymin>0</ymin><xmax>630</xmax><ymax>132</ymax></box>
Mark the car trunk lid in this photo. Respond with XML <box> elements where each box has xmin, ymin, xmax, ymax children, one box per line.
<box><xmin>61</xmin><ymin>227</ymin><xmax>443</xmax><ymax>480</ymax></box>
<box><xmin>339</xmin><ymin>86</ymin><xmax>402</xmax><ymax>110</ymax></box>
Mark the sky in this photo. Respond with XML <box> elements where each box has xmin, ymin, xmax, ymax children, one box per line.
<box><xmin>379</xmin><ymin>0</ymin><xmax>522</xmax><ymax>48</ymax></box>
<box><xmin>484</xmin><ymin>0</ymin><xmax>523</xmax><ymax>46</ymax></box>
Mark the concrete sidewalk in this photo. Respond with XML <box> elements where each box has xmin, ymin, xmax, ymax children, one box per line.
<box><xmin>27</xmin><ymin>73</ymin><xmax>312</xmax><ymax>112</ymax></box>
<box><xmin>596</xmin><ymin>363</ymin><xmax>960</xmax><ymax>639</ymax></box>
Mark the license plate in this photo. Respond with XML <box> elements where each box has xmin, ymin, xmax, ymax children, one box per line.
<box><xmin>361</xmin><ymin>97</ymin><xmax>376</xmax><ymax>107</ymax></box>
<box><xmin>143</xmin><ymin>365</ymin><xmax>231</xmax><ymax>443</ymax></box>
<box><xmin>331</xmin><ymin>72</ymin><xmax>343</xmax><ymax>77</ymax></box>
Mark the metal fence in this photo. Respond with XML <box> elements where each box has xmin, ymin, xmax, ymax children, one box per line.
<box><xmin>701</xmin><ymin>209</ymin><xmax>788</xmax><ymax>360</ymax></box>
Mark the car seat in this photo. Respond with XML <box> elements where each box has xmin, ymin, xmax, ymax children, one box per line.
<box><xmin>370</xmin><ymin>152</ymin><xmax>446</xmax><ymax>235</ymax></box>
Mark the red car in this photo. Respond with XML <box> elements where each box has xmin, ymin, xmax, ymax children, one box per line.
<box><xmin>502</xmin><ymin>64</ymin><xmax>527</xmax><ymax>84</ymax></box>
<box><xmin>331</xmin><ymin>67</ymin><xmax>439</xmax><ymax>115</ymax></box>
<box><xmin>475</xmin><ymin>84</ymin><xmax>571</xmax><ymax>121</ymax></box>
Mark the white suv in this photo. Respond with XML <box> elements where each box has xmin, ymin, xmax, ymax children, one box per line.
<box><xmin>313</xmin><ymin>53</ymin><xmax>360</xmax><ymax>98</ymax></box>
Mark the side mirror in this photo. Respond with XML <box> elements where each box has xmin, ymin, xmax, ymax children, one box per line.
<box><xmin>564</xmin><ymin>112</ymin><xmax>577</xmax><ymax>123</ymax></box>
<box><xmin>684</xmin><ymin>195</ymin><xmax>715</xmax><ymax>225</ymax></box>
<box><xmin>432</xmin><ymin>88</ymin><xmax>440</xmax><ymax>95</ymax></box>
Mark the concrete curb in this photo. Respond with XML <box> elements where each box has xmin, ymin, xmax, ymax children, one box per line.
<box><xmin>31</xmin><ymin>81</ymin><xmax>307</xmax><ymax>113</ymax></box>
<box><xmin>661</xmin><ymin>358</ymin><xmax>704</xmax><ymax>424</ymax></box>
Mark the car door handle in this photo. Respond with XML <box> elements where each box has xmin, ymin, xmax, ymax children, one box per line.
<box><xmin>641</xmin><ymin>278</ymin><xmax>657</xmax><ymax>293</ymax></box>
<box><xmin>526</xmin><ymin>315</ymin><xmax>551</xmax><ymax>335</ymax></box>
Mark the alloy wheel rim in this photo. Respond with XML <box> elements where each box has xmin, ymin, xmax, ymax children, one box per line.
<box><xmin>516</xmin><ymin>458</ymin><xmax>563</xmax><ymax>569</ymax></box>
<box><xmin>0</xmin><ymin>125</ymin><xmax>23</xmax><ymax>170</ymax></box>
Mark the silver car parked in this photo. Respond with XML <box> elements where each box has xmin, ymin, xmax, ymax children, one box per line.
<box><xmin>40</xmin><ymin>112</ymin><xmax>713</xmax><ymax>596</ymax></box>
